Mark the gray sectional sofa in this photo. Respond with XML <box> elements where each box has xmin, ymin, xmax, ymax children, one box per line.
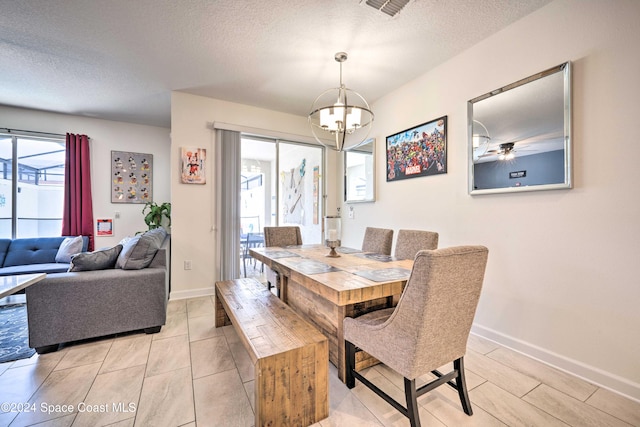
<box><xmin>26</xmin><ymin>230</ymin><xmax>170</xmax><ymax>353</ymax></box>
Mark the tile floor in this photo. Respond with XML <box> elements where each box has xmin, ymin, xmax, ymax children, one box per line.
<box><xmin>1</xmin><ymin>293</ymin><xmax>639</xmax><ymax>426</ymax></box>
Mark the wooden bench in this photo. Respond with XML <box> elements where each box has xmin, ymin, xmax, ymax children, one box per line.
<box><xmin>215</xmin><ymin>278</ymin><xmax>329</xmax><ymax>427</ymax></box>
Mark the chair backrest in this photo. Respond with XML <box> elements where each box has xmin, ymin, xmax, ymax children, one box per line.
<box><xmin>361</xmin><ymin>227</ymin><xmax>394</xmax><ymax>255</ymax></box>
<box><xmin>263</xmin><ymin>226</ymin><xmax>303</xmax><ymax>247</ymax></box>
<box><xmin>383</xmin><ymin>246</ymin><xmax>488</xmax><ymax>379</ymax></box>
<box><xmin>241</xmin><ymin>216</ymin><xmax>261</xmax><ymax>235</ymax></box>
<box><xmin>394</xmin><ymin>229</ymin><xmax>439</xmax><ymax>260</ymax></box>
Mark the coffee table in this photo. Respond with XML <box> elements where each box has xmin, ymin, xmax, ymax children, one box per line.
<box><xmin>0</xmin><ymin>273</ymin><xmax>46</xmax><ymax>299</ymax></box>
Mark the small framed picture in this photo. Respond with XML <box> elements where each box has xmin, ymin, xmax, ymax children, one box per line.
<box><xmin>181</xmin><ymin>147</ymin><xmax>206</xmax><ymax>184</ymax></box>
<box><xmin>96</xmin><ymin>218</ymin><xmax>113</xmax><ymax>236</ymax></box>
<box><xmin>386</xmin><ymin>116</ymin><xmax>447</xmax><ymax>182</ymax></box>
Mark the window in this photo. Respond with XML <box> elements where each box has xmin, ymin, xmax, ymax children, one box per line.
<box><xmin>0</xmin><ymin>133</ymin><xmax>66</xmax><ymax>238</ymax></box>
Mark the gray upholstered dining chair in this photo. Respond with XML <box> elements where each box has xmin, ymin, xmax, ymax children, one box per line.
<box><xmin>361</xmin><ymin>227</ymin><xmax>394</xmax><ymax>255</ymax></box>
<box><xmin>263</xmin><ymin>226</ymin><xmax>302</xmax><ymax>248</ymax></box>
<box><xmin>344</xmin><ymin>245</ymin><xmax>489</xmax><ymax>427</ymax></box>
<box><xmin>263</xmin><ymin>226</ymin><xmax>303</xmax><ymax>295</ymax></box>
<box><xmin>394</xmin><ymin>229</ymin><xmax>439</xmax><ymax>260</ymax></box>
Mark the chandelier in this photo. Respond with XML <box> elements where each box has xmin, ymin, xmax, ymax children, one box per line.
<box><xmin>472</xmin><ymin>119</ymin><xmax>491</xmax><ymax>161</ymax></box>
<box><xmin>308</xmin><ymin>52</ymin><xmax>374</xmax><ymax>151</ymax></box>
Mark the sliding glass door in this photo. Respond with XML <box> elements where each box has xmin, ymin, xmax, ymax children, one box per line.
<box><xmin>240</xmin><ymin>136</ymin><xmax>324</xmax><ymax>247</ymax></box>
<box><xmin>277</xmin><ymin>142</ymin><xmax>323</xmax><ymax>244</ymax></box>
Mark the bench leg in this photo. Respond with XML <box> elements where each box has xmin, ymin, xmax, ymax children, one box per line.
<box><xmin>214</xmin><ymin>291</ymin><xmax>232</xmax><ymax>327</ymax></box>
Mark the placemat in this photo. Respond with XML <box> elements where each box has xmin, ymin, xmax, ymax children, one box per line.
<box><xmin>336</xmin><ymin>247</ymin><xmax>362</xmax><ymax>254</ymax></box>
<box><xmin>288</xmin><ymin>259</ymin><xmax>340</xmax><ymax>275</ymax></box>
<box><xmin>354</xmin><ymin>268</ymin><xmax>411</xmax><ymax>282</ymax></box>
<box><xmin>284</xmin><ymin>244</ymin><xmax>321</xmax><ymax>249</ymax></box>
<box><xmin>354</xmin><ymin>253</ymin><xmax>398</xmax><ymax>262</ymax></box>
<box><xmin>261</xmin><ymin>250</ymin><xmax>300</xmax><ymax>259</ymax></box>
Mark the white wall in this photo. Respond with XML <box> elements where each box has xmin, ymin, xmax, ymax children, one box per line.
<box><xmin>340</xmin><ymin>0</ymin><xmax>640</xmax><ymax>400</ymax></box>
<box><xmin>170</xmin><ymin>92</ymin><xmax>339</xmax><ymax>298</ymax></box>
<box><xmin>0</xmin><ymin>105</ymin><xmax>170</xmax><ymax>245</ymax></box>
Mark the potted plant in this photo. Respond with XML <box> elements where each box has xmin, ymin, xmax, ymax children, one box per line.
<box><xmin>142</xmin><ymin>201</ymin><xmax>171</xmax><ymax>232</ymax></box>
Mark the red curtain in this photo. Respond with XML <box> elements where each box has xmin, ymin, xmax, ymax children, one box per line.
<box><xmin>62</xmin><ymin>133</ymin><xmax>94</xmax><ymax>251</ymax></box>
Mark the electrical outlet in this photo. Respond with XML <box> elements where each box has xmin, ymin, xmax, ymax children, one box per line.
<box><xmin>348</xmin><ymin>206</ymin><xmax>354</xmax><ymax>219</ymax></box>
<box><xmin>115</xmin><ymin>211</ymin><xmax>120</xmax><ymax>219</ymax></box>
<box><xmin>184</xmin><ymin>260</ymin><xmax>192</xmax><ymax>270</ymax></box>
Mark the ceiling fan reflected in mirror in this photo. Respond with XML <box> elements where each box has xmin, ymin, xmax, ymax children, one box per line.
<box><xmin>497</xmin><ymin>142</ymin><xmax>515</xmax><ymax>160</ymax></box>
<box><xmin>473</xmin><ymin>121</ymin><xmax>563</xmax><ymax>163</ymax></box>
<box><xmin>477</xmin><ymin>142</ymin><xmax>518</xmax><ymax>160</ymax></box>
<box><xmin>477</xmin><ymin>140</ymin><xmax>538</xmax><ymax>161</ymax></box>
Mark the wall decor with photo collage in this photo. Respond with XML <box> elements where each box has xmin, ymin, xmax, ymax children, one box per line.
<box><xmin>111</xmin><ymin>151</ymin><xmax>153</xmax><ymax>203</ymax></box>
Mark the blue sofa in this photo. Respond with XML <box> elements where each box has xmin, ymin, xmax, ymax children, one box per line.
<box><xmin>0</xmin><ymin>236</ymin><xmax>89</xmax><ymax>276</ymax></box>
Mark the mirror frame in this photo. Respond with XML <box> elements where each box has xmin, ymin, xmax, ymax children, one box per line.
<box><xmin>468</xmin><ymin>62</ymin><xmax>572</xmax><ymax>195</ymax></box>
<box><xmin>344</xmin><ymin>138</ymin><xmax>376</xmax><ymax>203</ymax></box>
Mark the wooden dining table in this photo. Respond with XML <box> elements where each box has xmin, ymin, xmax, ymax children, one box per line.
<box><xmin>249</xmin><ymin>244</ymin><xmax>413</xmax><ymax>382</ymax></box>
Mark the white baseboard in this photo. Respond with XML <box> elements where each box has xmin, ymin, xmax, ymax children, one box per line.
<box><xmin>471</xmin><ymin>323</ymin><xmax>640</xmax><ymax>403</ymax></box>
<box><xmin>169</xmin><ymin>287</ymin><xmax>215</xmax><ymax>300</ymax></box>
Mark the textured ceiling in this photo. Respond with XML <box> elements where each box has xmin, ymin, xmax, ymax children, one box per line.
<box><xmin>0</xmin><ymin>0</ymin><xmax>551</xmax><ymax>128</ymax></box>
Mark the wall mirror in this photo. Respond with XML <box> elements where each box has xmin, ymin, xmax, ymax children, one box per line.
<box><xmin>345</xmin><ymin>138</ymin><xmax>375</xmax><ymax>203</ymax></box>
<box><xmin>469</xmin><ymin>62</ymin><xmax>572</xmax><ymax>195</ymax></box>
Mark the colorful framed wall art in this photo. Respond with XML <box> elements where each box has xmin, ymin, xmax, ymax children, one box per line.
<box><xmin>386</xmin><ymin>116</ymin><xmax>447</xmax><ymax>182</ymax></box>
<box><xmin>181</xmin><ymin>147</ymin><xmax>206</xmax><ymax>184</ymax></box>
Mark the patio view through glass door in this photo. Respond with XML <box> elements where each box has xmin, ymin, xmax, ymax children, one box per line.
<box><xmin>277</xmin><ymin>142</ymin><xmax>323</xmax><ymax>244</ymax></box>
<box><xmin>240</xmin><ymin>136</ymin><xmax>323</xmax><ymax>278</ymax></box>
<box><xmin>0</xmin><ymin>133</ymin><xmax>65</xmax><ymax>238</ymax></box>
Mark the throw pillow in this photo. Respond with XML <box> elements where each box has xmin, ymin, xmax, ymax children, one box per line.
<box><xmin>115</xmin><ymin>236</ymin><xmax>140</xmax><ymax>269</ymax></box>
<box><xmin>69</xmin><ymin>245</ymin><xmax>123</xmax><ymax>272</ymax></box>
<box><xmin>116</xmin><ymin>227</ymin><xmax>167</xmax><ymax>270</ymax></box>
<box><xmin>55</xmin><ymin>236</ymin><xmax>84</xmax><ymax>263</ymax></box>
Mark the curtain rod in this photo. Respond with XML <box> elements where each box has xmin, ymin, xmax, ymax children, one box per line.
<box><xmin>0</xmin><ymin>128</ymin><xmax>66</xmax><ymax>138</ymax></box>
<box><xmin>211</xmin><ymin>121</ymin><xmax>320</xmax><ymax>146</ymax></box>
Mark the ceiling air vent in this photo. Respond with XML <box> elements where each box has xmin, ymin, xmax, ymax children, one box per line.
<box><xmin>364</xmin><ymin>0</ymin><xmax>411</xmax><ymax>17</ymax></box>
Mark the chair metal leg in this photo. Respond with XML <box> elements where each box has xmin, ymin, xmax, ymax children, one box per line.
<box><xmin>243</xmin><ymin>254</ymin><xmax>247</xmax><ymax>278</ymax></box>
<box><xmin>454</xmin><ymin>357</ymin><xmax>473</xmax><ymax>416</ymax></box>
<box><xmin>404</xmin><ymin>378</ymin><xmax>421</xmax><ymax>427</ymax></box>
<box><xmin>345</xmin><ymin>340</ymin><xmax>357</xmax><ymax>389</ymax></box>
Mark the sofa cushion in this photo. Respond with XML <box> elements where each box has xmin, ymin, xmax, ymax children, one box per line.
<box><xmin>115</xmin><ymin>236</ymin><xmax>140</xmax><ymax>269</ymax></box>
<box><xmin>3</xmin><ymin>237</ymin><xmax>67</xmax><ymax>267</ymax></box>
<box><xmin>1</xmin><ymin>236</ymin><xmax>90</xmax><ymax>268</ymax></box>
<box><xmin>55</xmin><ymin>236</ymin><xmax>84</xmax><ymax>263</ymax></box>
<box><xmin>69</xmin><ymin>245</ymin><xmax>123</xmax><ymax>272</ymax></box>
<box><xmin>116</xmin><ymin>228</ymin><xmax>167</xmax><ymax>270</ymax></box>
